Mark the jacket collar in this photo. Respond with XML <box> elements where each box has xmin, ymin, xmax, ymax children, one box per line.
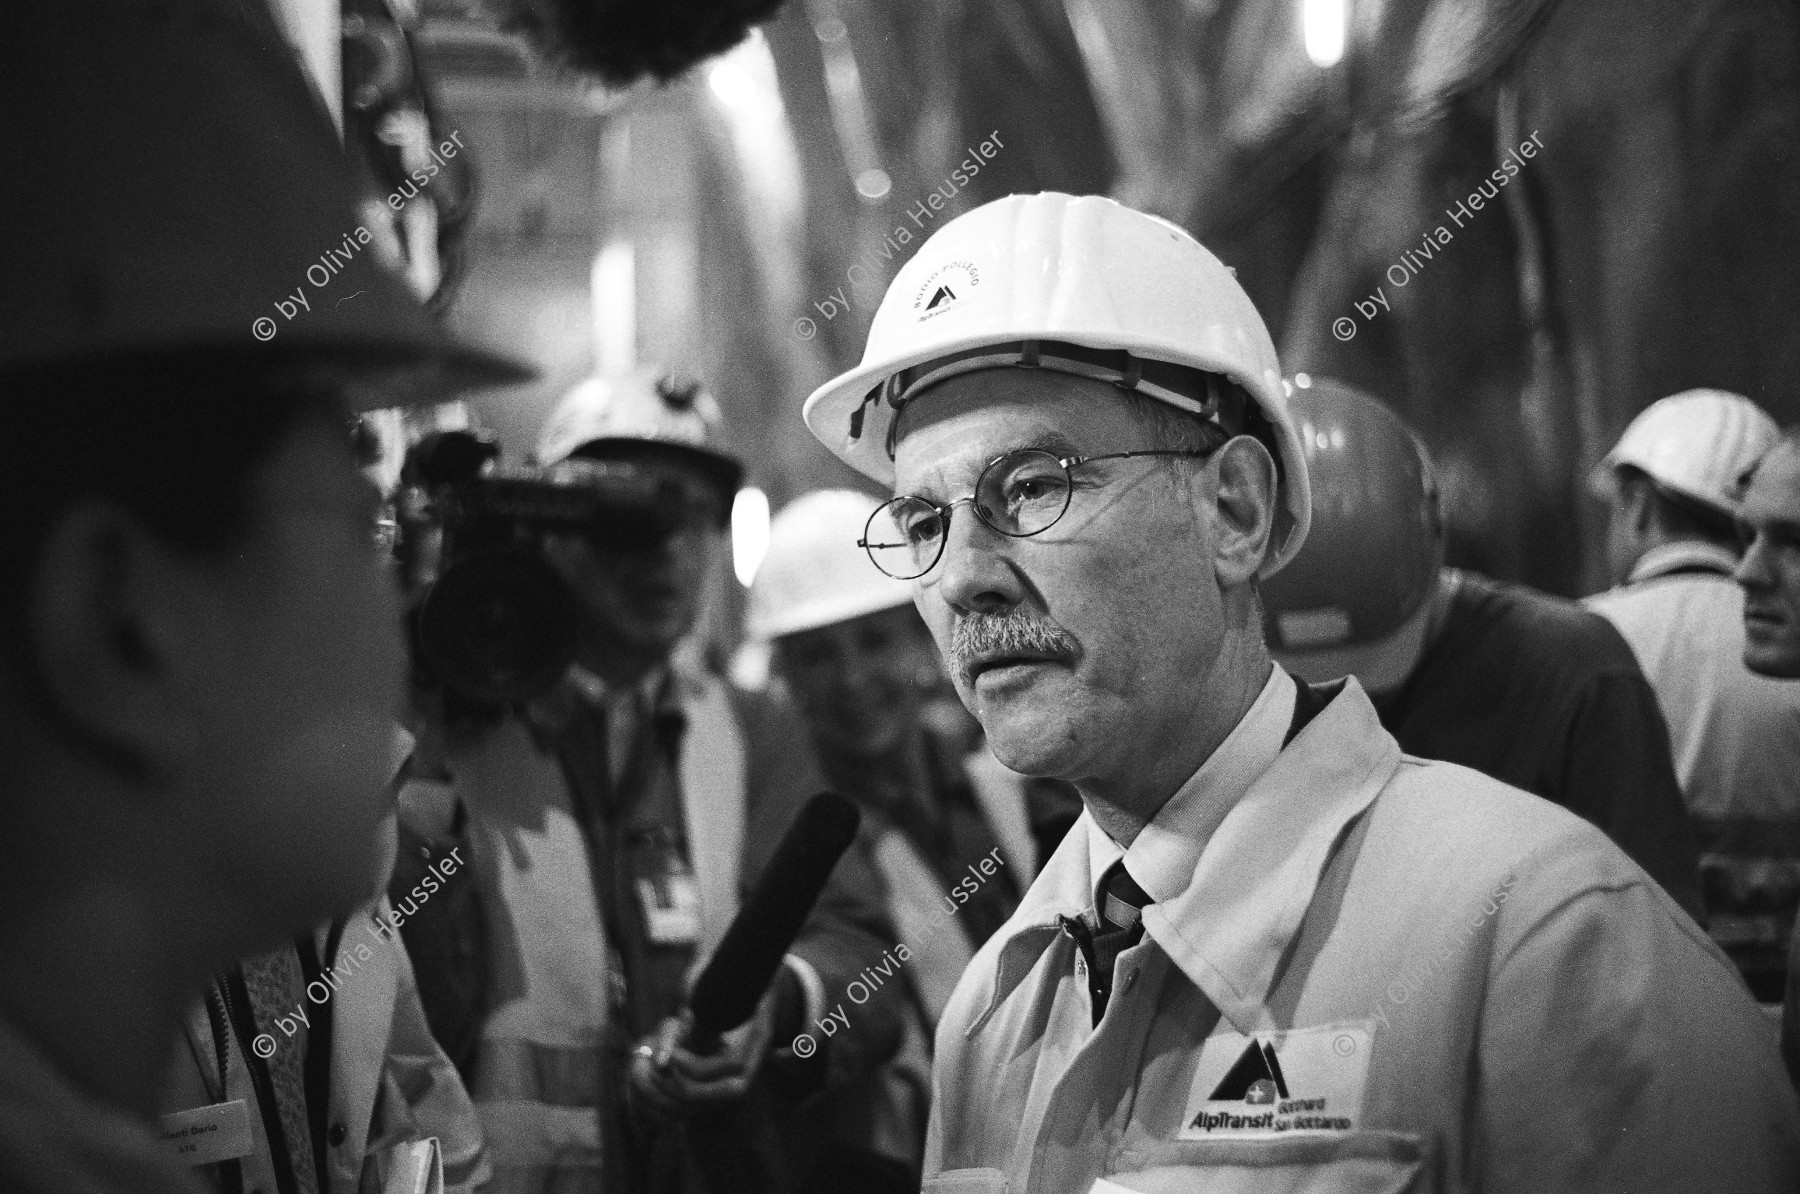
<box><xmin>1085</xmin><ymin>669</ymin><xmax>1296</xmax><ymax>910</ymax></box>
<box><xmin>1628</xmin><ymin>540</ymin><xmax>1739</xmax><ymax>583</ymax></box>
<box><xmin>967</xmin><ymin>678</ymin><xmax>1400</xmax><ymax>1037</ymax></box>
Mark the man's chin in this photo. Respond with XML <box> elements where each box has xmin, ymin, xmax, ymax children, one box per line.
<box><xmin>972</xmin><ymin>698</ymin><xmax>1084</xmax><ymax>780</ymax></box>
<box><xmin>1744</xmin><ymin>636</ymin><xmax>1800</xmax><ymax>680</ymax></box>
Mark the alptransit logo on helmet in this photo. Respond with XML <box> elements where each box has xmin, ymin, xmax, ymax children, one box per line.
<box><xmin>914</xmin><ymin>261</ymin><xmax>980</xmax><ymax>321</ymax></box>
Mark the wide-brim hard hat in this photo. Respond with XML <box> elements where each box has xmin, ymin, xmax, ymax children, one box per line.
<box><xmin>800</xmin><ymin>192</ymin><xmax>1311</xmax><ymax>577</ymax></box>
<box><xmin>747</xmin><ymin>489</ymin><xmax>915</xmax><ymax>641</ymax></box>
<box><xmin>0</xmin><ymin>0</ymin><xmax>533</xmax><ymax>411</ymax></box>
<box><xmin>1591</xmin><ymin>389</ymin><xmax>1779</xmax><ymax>518</ymax></box>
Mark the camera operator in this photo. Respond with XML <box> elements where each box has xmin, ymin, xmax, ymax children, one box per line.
<box><xmin>399</xmin><ymin>370</ymin><xmax>904</xmax><ymax>1193</ymax></box>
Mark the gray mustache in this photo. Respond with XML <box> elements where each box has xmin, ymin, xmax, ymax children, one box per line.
<box><xmin>949</xmin><ymin>612</ymin><xmax>1079</xmax><ymax>680</ymax></box>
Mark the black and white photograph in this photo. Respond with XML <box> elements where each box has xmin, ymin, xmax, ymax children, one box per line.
<box><xmin>3</xmin><ymin>0</ymin><xmax>1800</xmax><ymax>1191</ymax></box>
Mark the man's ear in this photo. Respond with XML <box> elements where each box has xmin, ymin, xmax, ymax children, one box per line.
<box><xmin>24</xmin><ymin>503</ymin><xmax>197</xmax><ymax>781</ymax></box>
<box><xmin>1211</xmin><ymin>436</ymin><xmax>1280</xmax><ymax>588</ymax></box>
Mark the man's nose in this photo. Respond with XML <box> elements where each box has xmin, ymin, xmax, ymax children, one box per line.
<box><xmin>934</xmin><ymin>507</ymin><xmax>1024</xmax><ymax>616</ymax></box>
<box><xmin>1736</xmin><ymin>534</ymin><xmax>1773</xmax><ymax>590</ymax></box>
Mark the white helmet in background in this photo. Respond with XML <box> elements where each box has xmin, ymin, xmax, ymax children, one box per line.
<box><xmin>537</xmin><ymin>367</ymin><xmax>743</xmax><ymax>499</ymax></box>
<box><xmin>800</xmin><ymin>192</ymin><xmax>1311</xmax><ymax>576</ymax></box>
<box><xmin>746</xmin><ymin>489</ymin><xmax>915</xmax><ymax>641</ymax></box>
<box><xmin>1592</xmin><ymin>388</ymin><xmax>1779</xmax><ymax>517</ymax></box>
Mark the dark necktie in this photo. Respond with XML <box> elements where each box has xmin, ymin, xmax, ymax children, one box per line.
<box><xmin>1084</xmin><ymin>860</ymin><xmax>1151</xmax><ymax>1024</ymax></box>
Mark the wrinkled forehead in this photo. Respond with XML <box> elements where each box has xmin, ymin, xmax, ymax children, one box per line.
<box><xmin>889</xmin><ymin>369</ymin><xmax>1141</xmax><ymax>497</ymax></box>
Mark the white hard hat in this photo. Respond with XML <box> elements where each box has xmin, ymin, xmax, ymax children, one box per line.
<box><xmin>1592</xmin><ymin>388</ymin><xmax>1779</xmax><ymax>516</ymax></box>
<box><xmin>537</xmin><ymin>367</ymin><xmax>741</xmax><ymax>495</ymax></box>
<box><xmin>746</xmin><ymin>489</ymin><xmax>915</xmax><ymax>641</ymax></box>
<box><xmin>800</xmin><ymin>192</ymin><xmax>1311</xmax><ymax>576</ymax></box>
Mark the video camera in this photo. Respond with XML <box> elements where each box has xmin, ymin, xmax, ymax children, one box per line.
<box><xmin>402</xmin><ymin>427</ymin><xmax>709</xmax><ymax>708</ymax></box>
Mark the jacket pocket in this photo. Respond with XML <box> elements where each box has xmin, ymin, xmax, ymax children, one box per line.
<box><xmin>1106</xmin><ymin>1130</ymin><xmax>1428</xmax><ymax>1194</ymax></box>
<box><xmin>924</xmin><ymin>1167</ymin><xmax>1010</xmax><ymax>1194</ymax></box>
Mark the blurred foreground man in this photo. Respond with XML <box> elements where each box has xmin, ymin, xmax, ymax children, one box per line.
<box><xmin>803</xmin><ymin>192</ymin><xmax>1800</xmax><ymax>1193</ymax></box>
<box><xmin>403</xmin><ymin>373</ymin><xmax>902</xmax><ymax>1193</ymax></box>
<box><xmin>0</xmin><ymin>3</ymin><xmax>528</xmax><ymax>1192</ymax></box>
<box><xmin>1587</xmin><ymin>391</ymin><xmax>1800</xmax><ymax>1000</ymax></box>
<box><xmin>1264</xmin><ymin>377</ymin><xmax>1702</xmax><ymax>916</ymax></box>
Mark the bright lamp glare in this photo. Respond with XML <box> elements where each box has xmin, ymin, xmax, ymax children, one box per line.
<box><xmin>707</xmin><ymin>60</ymin><xmax>756</xmax><ymax>109</ymax></box>
<box><xmin>1302</xmin><ymin>0</ymin><xmax>1347</xmax><ymax>68</ymax></box>
<box><xmin>732</xmin><ymin>487</ymin><xmax>771</xmax><ymax>588</ymax></box>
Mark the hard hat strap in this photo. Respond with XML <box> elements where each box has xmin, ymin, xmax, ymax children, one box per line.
<box><xmin>858</xmin><ymin>339</ymin><xmax>1237</xmax><ymax>459</ymax></box>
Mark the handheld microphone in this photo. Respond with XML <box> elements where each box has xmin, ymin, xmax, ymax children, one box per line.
<box><xmin>685</xmin><ymin>792</ymin><xmax>860</xmax><ymax>1039</ymax></box>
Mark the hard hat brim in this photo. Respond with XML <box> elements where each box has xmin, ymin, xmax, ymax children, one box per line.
<box><xmin>1272</xmin><ymin>596</ymin><xmax>1435</xmax><ymax>698</ymax></box>
<box><xmin>1589</xmin><ymin>450</ymin><xmax>1748</xmax><ymax>521</ymax></box>
<box><xmin>802</xmin><ymin>329</ymin><xmax>1311</xmax><ymax>575</ymax></box>
<box><xmin>0</xmin><ymin>337</ymin><xmax>535</xmax><ymax>416</ymax></box>
<box><xmin>752</xmin><ymin>586</ymin><xmax>917</xmax><ymax>643</ymax></box>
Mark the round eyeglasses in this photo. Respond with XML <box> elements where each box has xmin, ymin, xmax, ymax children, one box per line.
<box><xmin>860</xmin><ymin>446</ymin><xmax>1224</xmax><ymax>579</ymax></box>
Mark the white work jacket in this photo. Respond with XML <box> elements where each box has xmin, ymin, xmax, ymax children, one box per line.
<box><xmin>925</xmin><ymin>673</ymin><xmax>1800</xmax><ymax>1194</ymax></box>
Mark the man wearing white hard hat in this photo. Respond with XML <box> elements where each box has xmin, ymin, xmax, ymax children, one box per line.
<box><xmin>401</xmin><ymin>369</ymin><xmax>904</xmax><ymax>1194</ymax></box>
<box><xmin>1586</xmin><ymin>390</ymin><xmax>1800</xmax><ymax>1001</ymax></box>
<box><xmin>802</xmin><ymin>191</ymin><xmax>1800</xmax><ymax>1193</ymax></box>
<box><xmin>746</xmin><ymin>490</ymin><xmax>1043</xmax><ymax>1178</ymax></box>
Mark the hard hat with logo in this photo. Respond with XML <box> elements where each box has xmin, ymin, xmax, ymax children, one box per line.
<box><xmin>1260</xmin><ymin>377</ymin><xmax>1442</xmax><ymax>694</ymax></box>
<box><xmin>800</xmin><ymin>192</ymin><xmax>1310</xmax><ymax>576</ymax></box>
<box><xmin>1591</xmin><ymin>389</ymin><xmax>1779</xmax><ymax>517</ymax></box>
<box><xmin>536</xmin><ymin>368</ymin><xmax>743</xmax><ymax>500</ymax></box>
<box><xmin>747</xmin><ymin>489</ymin><xmax>916</xmax><ymax>641</ymax></box>
<box><xmin>0</xmin><ymin>0</ymin><xmax>533</xmax><ymax>410</ymax></box>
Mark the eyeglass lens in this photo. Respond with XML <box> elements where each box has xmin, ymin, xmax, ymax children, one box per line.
<box><xmin>863</xmin><ymin>449</ymin><xmax>1075</xmax><ymax>579</ymax></box>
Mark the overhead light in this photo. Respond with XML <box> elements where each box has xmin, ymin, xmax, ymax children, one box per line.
<box><xmin>732</xmin><ymin>487</ymin><xmax>772</xmax><ymax>587</ymax></box>
<box><xmin>1302</xmin><ymin>0</ymin><xmax>1347</xmax><ymax>68</ymax></box>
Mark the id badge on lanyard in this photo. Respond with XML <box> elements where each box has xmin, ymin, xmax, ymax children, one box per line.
<box><xmin>159</xmin><ymin>1099</ymin><xmax>254</xmax><ymax>1167</ymax></box>
<box><xmin>161</xmin><ymin>984</ymin><xmax>255</xmax><ymax>1167</ymax></box>
<box><xmin>637</xmin><ymin>861</ymin><xmax>702</xmax><ymax>946</ymax></box>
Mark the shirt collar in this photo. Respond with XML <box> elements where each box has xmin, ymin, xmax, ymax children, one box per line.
<box><xmin>1628</xmin><ymin>540</ymin><xmax>1739</xmax><ymax>583</ymax></box>
<box><xmin>524</xmin><ymin>660</ymin><xmax>686</xmax><ymax>743</ymax></box>
<box><xmin>1086</xmin><ymin>666</ymin><xmax>1295</xmax><ymax>909</ymax></box>
<box><xmin>968</xmin><ymin>676</ymin><xmax>1400</xmax><ymax>1038</ymax></box>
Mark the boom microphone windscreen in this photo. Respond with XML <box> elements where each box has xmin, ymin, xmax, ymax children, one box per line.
<box><xmin>482</xmin><ymin>0</ymin><xmax>789</xmax><ymax>88</ymax></box>
<box><xmin>686</xmin><ymin>792</ymin><xmax>860</xmax><ymax>1038</ymax></box>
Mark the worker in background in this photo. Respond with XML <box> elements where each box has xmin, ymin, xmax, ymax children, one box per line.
<box><xmin>803</xmin><ymin>191</ymin><xmax>1798</xmax><ymax>1192</ymax></box>
<box><xmin>400</xmin><ymin>371</ymin><xmax>903</xmax><ymax>1194</ymax></box>
<box><xmin>745</xmin><ymin>489</ymin><xmax>1040</xmax><ymax>1181</ymax></box>
<box><xmin>1733</xmin><ymin>429</ymin><xmax>1800</xmax><ymax>1087</ymax></box>
<box><xmin>0</xmin><ymin>3</ymin><xmax>531</xmax><ymax>1192</ymax></box>
<box><xmin>1263</xmin><ymin>376</ymin><xmax>1703</xmax><ymax>917</ymax></box>
<box><xmin>1586</xmin><ymin>390</ymin><xmax>1800</xmax><ymax>1001</ymax></box>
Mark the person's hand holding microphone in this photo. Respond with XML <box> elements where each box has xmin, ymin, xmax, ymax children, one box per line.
<box><xmin>628</xmin><ymin>793</ymin><xmax>859</xmax><ymax>1119</ymax></box>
